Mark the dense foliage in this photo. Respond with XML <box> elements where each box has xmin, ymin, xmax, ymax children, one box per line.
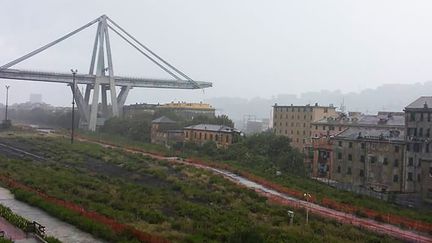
<box><xmin>180</xmin><ymin>132</ymin><xmax>306</xmax><ymax>176</ymax></box>
<box><xmin>0</xmin><ymin>134</ymin><xmax>395</xmax><ymax>242</ymax></box>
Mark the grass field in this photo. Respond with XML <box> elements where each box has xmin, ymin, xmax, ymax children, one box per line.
<box><xmin>0</xmin><ymin>131</ymin><xmax>397</xmax><ymax>242</ymax></box>
<box><xmin>80</xmin><ymin>131</ymin><xmax>432</xmax><ymax>226</ymax></box>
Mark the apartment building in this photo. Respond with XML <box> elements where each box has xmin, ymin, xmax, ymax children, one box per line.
<box><xmin>273</xmin><ymin>103</ymin><xmax>337</xmax><ymax>150</ymax></box>
<box><xmin>331</xmin><ymin>127</ymin><xmax>405</xmax><ymax>192</ymax></box>
<box><xmin>404</xmin><ymin>97</ymin><xmax>432</xmax><ymax>203</ymax></box>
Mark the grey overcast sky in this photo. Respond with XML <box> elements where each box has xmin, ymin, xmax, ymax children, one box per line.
<box><xmin>1</xmin><ymin>0</ymin><xmax>432</xmax><ymax>106</ymax></box>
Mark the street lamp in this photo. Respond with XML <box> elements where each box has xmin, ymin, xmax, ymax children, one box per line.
<box><xmin>4</xmin><ymin>85</ymin><xmax>10</xmax><ymax>122</ymax></box>
<box><xmin>303</xmin><ymin>193</ymin><xmax>312</xmax><ymax>225</ymax></box>
<box><xmin>70</xmin><ymin>69</ymin><xmax>77</xmax><ymax>144</ymax></box>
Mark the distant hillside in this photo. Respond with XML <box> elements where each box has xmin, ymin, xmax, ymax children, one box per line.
<box><xmin>206</xmin><ymin>81</ymin><xmax>432</xmax><ymax>121</ymax></box>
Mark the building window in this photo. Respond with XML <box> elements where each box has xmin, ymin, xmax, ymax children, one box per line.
<box><xmin>361</xmin><ymin>143</ymin><xmax>365</xmax><ymax>149</ymax></box>
<box><xmin>297</xmin><ymin>130</ymin><xmax>299</xmax><ymax>135</ymax></box>
<box><xmin>347</xmin><ymin>167</ymin><xmax>352</xmax><ymax>175</ymax></box>
<box><xmin>291</xmin><ymin>130</ymin><xmax>293</xmax><ymax>134</ymax></box>
<box><xmin>393</xmin><ymin>175</ymin><xmax>399</xmax><ymax>182</ymax></box>
<box><xmin>410</xmin><ymin>112</ymin><xmax>415</xmax><ymax>121</ymax></box>
<box><xmin>209</xmin><ymin>134</ymin><xmax>213</xmax><ymax>140</ymax></box>
<box><xmin>338</xmin><ymin>141</ymin><xmax>342</xmax><ymax>147</ymax></box>
<box><xmin>285</xmin><ymin>130</ymin><xmax>288</xmax><ymax>134</ymax></box>
<box><xmin>349</xmin><ymin>142</ymin><xmax>353</xmax><ymax>148</ymax></box>
<box><xmin>360</xmin><ymin>169</ymin><xmax>364</xmax><ymax>177</ymax></box>
<box><xmin>407</xmin><ymin>144</ymin><xmax>410</xmax><ymax>151</ymax></box>
<box><xmin>417</xmin><ymin>174</ymin><xmax>421</xmax><ymax>182</ymax></box>
<box><xmin>185</xmin><ymin>132</ymin><xmax>189</xmax><ymax>138</ymax></box>
<box><xmin>215</xmin><ymin>135</ymin><xmax>219</xmax><ymax>141</ymax></box>
<box><xmin>427</xmin><ymin>128</ymin><xmax>431</xmax><ymax>137</ymax></box>
<box><xmin>348</xmin><ymin>154</ymin><xmax>353</xmax><ymax>161</ymax></box>
<box><xmin>414</xmin><ymin>144</ymin><xmax>420</xmax><ymax>152</ymax></box>
<box><xmin>419</xmin><ymin>128</ymin><xmax>423</xmax><ymax>137</ymax></box>
<box><xmin>370</xmin><ymin>156</ymin><xmax>376</xmax><ymax>163</ymax></box>
<box><xmin>199</xmin><ymin>133</ymin><xmax>202</xmax><ymax>139</ymax></box>
<box><xmin>204</xmin><ymin>133</ymin><xmax>207</xmax><ymax>139</ymax></box>
<box><xmin>408</xmin><ymin>172</ymin><xmax>413</xmax><ymax>181</ymax></box>
<box><xmin>360</xmin><ymin>155</ymin><xmax>365</xmax><ymax>162</ymax></box>
<box><xmin>429</xmin><ymin>167</ymin><xmax>432</xmax><ymax>177</ymax></box>
<box><xmin>429</xmin><ymin>113</ymin><xmax>431</xmax><ymax>122</ymax></box>
<box><xmin>303</xmin><ymin>130</ymin><xmax>306</xmax><ymax>135</ymax></box>
<box><xmin>339</xmin><ymin>126</ymin><xmax>342</xmax><ymax>131</ymax></box>
<box><xmin>337</xmin><ymin>166</ymin><xmax>341</xmax><ymax>173</ymax></box>
<box><xmin>383</xmin><ymin>158</ymin><xmax>388</xmax><ymax>165</ymax></box>
<box><xmin>394</xmin><ymin>146</ymin><xmax>399</xmax><ymax>153</ymax></box>
<box><xmin>323</xmin><ymin>125</ymin><xmax>326</xmax><ymax>130</ymax></box>
<box><xmin>420</xmin><ymin>113</ymin><xmax>424</xmax><ymax>121</ymax></box>
<box><xmin>394</xmin><ymin>159</ymin><xmax>399</xmax><ymax>167</ymax></box>
<box><xmin>226</xmin><ymin>136</ymin><xmax>229</xmax><ymax>143</ymax></box>
<box><xmin>337</xmin><ymin>153</ymin><xmax>342</xmax><ymax>160</ymax></box>
<box><xmin>408</xmin><ymin>157</ymin><xmax>414</xmax><ymax>166</ymax></box>
<box><xmin>427</xmin><ymin>144</ymin><xmax>430</xmax><ymax>153</ymax></box>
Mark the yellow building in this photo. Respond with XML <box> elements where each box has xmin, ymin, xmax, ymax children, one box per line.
<box><xmin>273</xmin><ymin>103</ymin><xmax>337</xmax><ymax>150</ymax></box>
<box><xmin>158</xmin><ymin>102</ymin><xmax>215</xmax><ymax>119</ymax></box>
<box><xmin>184</xmin><ymin>124</ymin><xmax>239</xmax><ymax>147</ymax></box>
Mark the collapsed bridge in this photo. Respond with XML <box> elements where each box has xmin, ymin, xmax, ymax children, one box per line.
<box><xmin>0</xmin><ymin>15</ymin><xmax>212</xmax><ymax>131</ymax></box>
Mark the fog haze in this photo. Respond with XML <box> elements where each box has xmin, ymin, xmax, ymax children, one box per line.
<box><xmin>1</xmin><ymin>0</ymin><xmax>432</xmax><ymax>107</ymax></box>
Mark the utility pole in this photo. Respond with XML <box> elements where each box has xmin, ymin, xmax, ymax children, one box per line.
<box><xmin>70</xmin><ymin>69</ymin><xmax>77</xmax><ymax>144</ymax></box>
<box><xmin>4</xmin><ymin>85</ymin><xmax>10</xmax><ymax>122</ymax></box>
<box><xmin>304</xmin><ymin>193</ymin><xmax>311</xmax><ymax>225</ymax></box>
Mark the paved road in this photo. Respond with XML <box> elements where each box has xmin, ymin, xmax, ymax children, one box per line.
<box><xmin>84</xmin><ymin>138</ymin><xmax>432</xmax><ymax>243</ymax></box>
<box><xmin>0</xmin><ymin>187</ymin><xmax>104</xmax><ymax>243</ymax></box>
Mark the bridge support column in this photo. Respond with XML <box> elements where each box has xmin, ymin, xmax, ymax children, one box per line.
<box><xmin>117</xmin><ymin>85</ymin><xmax>131</xmax><ymax>117</ymax></box>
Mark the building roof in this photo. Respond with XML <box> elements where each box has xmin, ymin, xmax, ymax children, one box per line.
<box><xmin>406</xmin><ymin>96</ymin><xmax>432</xmax><ymax>109</ymax></box>
<box><xmin>335</xmin><ymin>127</ymin><xmax>405</xmax><ymax>142</ymax></box>
<box><xmin>312</xmin><ymin>113</ymin><xmax>404</xmax><ymax>127</ymax></box>
<box><xmin>158</xmin><ymin>102</ymin><xmax>215</xmax><ymax>111</ymax></box>
<box><xmin>152</xmin><ymin>116</ymin><xmax>176</xmax><ymax>124</ymax></box>
<box><xmin>273</xmin><ymin>103</ymin><xmax>336</xmax><ymax>109</ymax></box>
<box><xmin>184</xmin><ymin>124</ymin><xmax>238</xmax><ymax>133</ymax></box>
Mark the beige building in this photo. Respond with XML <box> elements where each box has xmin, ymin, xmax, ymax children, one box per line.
<box><xmin>273</xmin><ymin>103</ymin><xmax>337</xmax><ymax>150</ymax></box>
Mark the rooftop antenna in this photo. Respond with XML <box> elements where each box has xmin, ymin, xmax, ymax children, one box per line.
<box><xmin>340</xmin><ymin>97</ymin><xmax>346</xmax><ymax>114</ymax></box>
